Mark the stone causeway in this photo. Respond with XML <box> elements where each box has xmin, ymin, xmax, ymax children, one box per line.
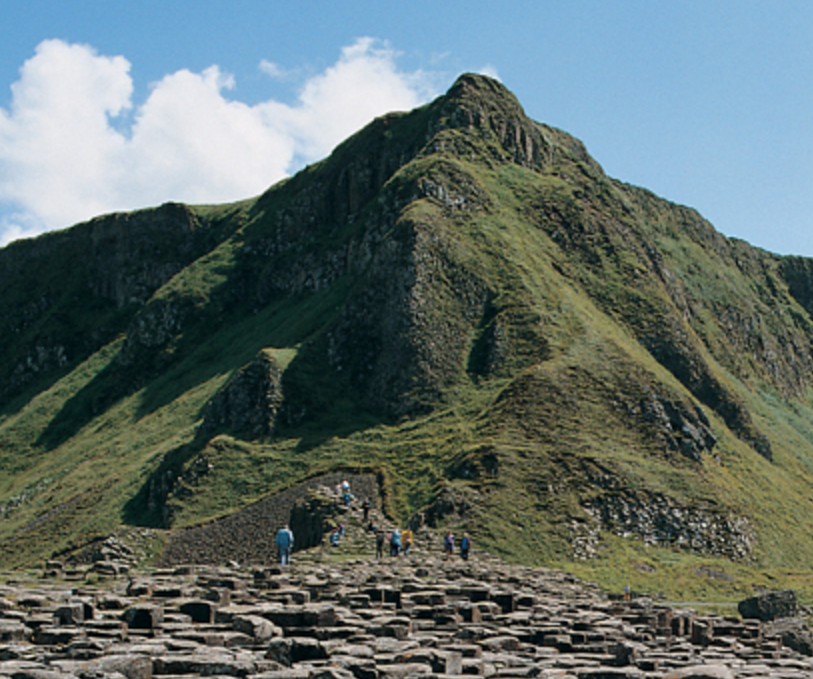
<box><xmin>1</xmin><ymin>549</ymin><xmax>812</xmax><ymax>679</ymax></box>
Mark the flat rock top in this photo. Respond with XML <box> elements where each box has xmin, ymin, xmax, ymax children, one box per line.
<box><xmin>0</xmin><ymin>554</ymin><xmax>811</xmax><ymax>679</ymax></box>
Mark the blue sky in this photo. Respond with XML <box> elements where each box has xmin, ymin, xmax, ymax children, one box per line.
<box><xmin>2</xmin><ymin>1</ymin><xmax>813</xmax><ymax>257</ymax></box>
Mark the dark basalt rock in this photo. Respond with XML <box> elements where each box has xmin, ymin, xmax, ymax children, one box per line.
<box><xmin>198</xmin><ymin>349</ymin><xmax>284</xmax><ymax>439</ymax></box>
<box><xmin>738</xmin><ymin>589</ymin><xmax>798</xmax><ymax>621</ymax></box>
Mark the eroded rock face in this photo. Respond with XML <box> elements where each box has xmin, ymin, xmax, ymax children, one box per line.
<box><xmin>0</xmin><ymin>202</ymin><xmax>237</xmax><ymax>405</ymax></box>
<box><xmin>638</xmin><ymin>330</ymin><xmax>773</xmax><ymax>462</ymax></box>
<box><xmin>639</xmin><ymin>391</ymin><xmax>717</xmax><ymax>462</ymax></box>
<box><xmin>582</xmin><ymin>492</ymin><xmax>756</xmax><ymax>561</ymax></box>
<box><xmin>198</xmin><ymin>350</ymin><xmax>284</xmax><ymax>439</ymax></box>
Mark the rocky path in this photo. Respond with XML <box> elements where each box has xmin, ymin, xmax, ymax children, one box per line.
<box><xmin>1</xmin><ymin>545</ymin><xmax>812</xmax><ymax>679</ymax></box>
<box><xmin>157</xmin><ymin>474</ymin><xmax>381</xmax><ymax>567</ymax></box>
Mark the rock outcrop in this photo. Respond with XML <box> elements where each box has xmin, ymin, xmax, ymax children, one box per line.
<box><xmin>0</xmin><ymin>202</ymin><xmax>240</xmax><ymax>404</ymax></box>
<box><xmin>198</xmin><ymin>349</ymin><xmax>285</xmax><ymax>439</ymax></box>
<box><xmin>582</xmin><ymin>492</ymin><xmax>756</xmax><ymax>561</ymax></box>
<box><xmin>738</xmin><ymin>590</ymin><xmax>798</xmax><ymax>621</ymax></box>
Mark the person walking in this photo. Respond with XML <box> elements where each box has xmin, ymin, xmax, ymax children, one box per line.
<box><xmin>402</xmin><ymin>527</ymin><xmax>414</xmax><ymax>556</ymax></box>
<box><xmin>375</xmin><ymin>528</ymin><xmax>385</xmax><ymax>559</ymax></box>
<box><xmin>361</xmin><ymin>498</ymin><xmax>371</xmax><ymax>522</ymax></box>
<box><xmin>375</xmin><ymin>528</ymin><xmax>386</xmax><ymax>559</ymax></box>
<box><xmin>460</xmin><ymin>533</ymin><xmax>471</xmax><ymax>560</ymax></box>
<box><xmin>390</xmin><ymin>527</ymin><xmax>402</xmax><ymax>557</ymax></box>
<box><xmin>330</xmin><ymin>527</ymin><xmax>341</xmax><ymax>547</ymax></box>
<box><xmin>276</xmin><ymin>524</ymin><xmax>294</xmax><ymax>565</ymax></box>
<box><xmin>443</xmin><ymin>531</ymin><xmax>454</xmax><ymax>560</ymax></box>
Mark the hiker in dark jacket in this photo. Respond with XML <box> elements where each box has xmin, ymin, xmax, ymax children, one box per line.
<box><xmin>375</xmin><ymin>529</ymin><xmax>385</xmax><ymax>559</ymax></box>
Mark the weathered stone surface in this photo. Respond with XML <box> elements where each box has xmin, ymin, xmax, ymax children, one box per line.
<box><xmin>0</xmin><ymin>621</ymin><xmax>27</xmax><ymax>643</ymax></box>
<box><xmin>376</xmin><ymin>663</ymin><xmax>432</xmax><ymax>677</ymax></box>
<box><xmin>266</xmin><ymin>637</ymin><xmax>329</xmax><ymax>665</ymax></box>
<box><xmin>639</xmin><ymin>392</ymin><xmax>717</xmax><ymax>461</ymax></box>
<box><xmin>53</xmin><ymin>603</ymin><xmax>85</xmax><ymax>626</ymax></box>
<box><xmin>737</xmin><ymin>589</ymin><xmax>798</xmax><ymax>621</ymax></box>
<box><xmin>232</xmin><ymin>614</ymin><xmax>281</xmax><ymax>641</ymax></box>
<box><xmin>32</xmin><ymin>627</ymin><xmax>85</xmax><ymax>646</ymax></box>
<box><xmin>198</xmin><ymin>350</ymin><xmax>284</xmax><ymax>440</ymax></box>
<box><xmin>325</xmin><ymin>655</ymin><xmax>378</xmax><ymax>679</ymax></box>
<box><xmin>0</xmin><ymin>548</ymin><xmax>811</xmax><ymax>679</ymax></box>
<box><xmin>152</xmin><ymin>651</ymin><xmax>258</xmax><ymax>677</ymax></box>
<box><xmin>663</xmin><ymin>664</ymin><xmax>734</xmax><ymax>679</ymax></box>
<box><xmin>763</xmin><ymin>616</ymin><xmax>813</xmax><ymax>656</ymax></box>
<box><xmin>583</xmin><ymin>491</ymin><xmax>755</xmax><ymax>562</ymax></box>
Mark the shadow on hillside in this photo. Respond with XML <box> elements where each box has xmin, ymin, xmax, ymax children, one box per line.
<box><xmin>121</xmin><ymin>440</ymin><xmax>204</xmax><ymax>528</ymax></box>
<box><xmin>35</xmin><ymin>332</ymin><xmax>271</xmax><ymax>452</ymax></box>
<box><xmin>35</xmin><ymin>357</ymin><xmax>137</xmax><ymax>451</ymax></box>
<box><xmin>115</xmin><ymin>318</ymin><xmax>387</xmax><ymax>529</ymax></box>
<box><xmin>0</xmin><ymin>365</ymin><xmax>74</xmax><ymax>422</ymax></box>
<box><xmin>36</xmin><ymin>262</ymin><xmax>261</xmax><ymax>449</ymax></box>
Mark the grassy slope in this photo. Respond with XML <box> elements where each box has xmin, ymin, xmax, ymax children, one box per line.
<box><xmin>4</xmin><ymin>80</ymin><xmax>813</xmax><ymax>604</ymax></box>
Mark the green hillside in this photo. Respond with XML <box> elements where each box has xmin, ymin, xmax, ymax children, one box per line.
<box><xmin>3</xmin><ymin>74</ymin><xmax>813</xmax><ymax>600</ymax></box>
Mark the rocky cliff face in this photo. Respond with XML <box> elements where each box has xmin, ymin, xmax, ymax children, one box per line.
<box><xmin>0</xmin><ymin>202</ymin><xmax>241</xmax><ymax>407</ymax></box>
<box><xmin>198</xmin><ymin>349</ymin><xmax>284</xmax><ymax>439</ymax></box>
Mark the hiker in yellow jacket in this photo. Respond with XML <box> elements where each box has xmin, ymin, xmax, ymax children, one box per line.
<box><xmin>402</xmin><ymin>528</ymin><xmax>414</xmax><ymax>556</ymax></box>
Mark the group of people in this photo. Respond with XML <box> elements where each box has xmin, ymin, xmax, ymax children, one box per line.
<box><xmin>374</xmin><ymin>526</ymin><xmax>414</xmax><ymax>559</ymax></box>
<box><xmin>443</xmin><ymin>530</ymin><xmax>472</xmax><ymax>560</ymax></box>
<box><xmin>277</xmin><ymin>522</ymin><xmax>473</xmax><ymax>564</ymax></box>
<box><xmin>273</xmin><ymin>481</ymin><xmax>473</xmax><ymax>565</ymax></box>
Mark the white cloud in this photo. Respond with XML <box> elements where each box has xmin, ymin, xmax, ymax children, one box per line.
<box><xmin>123</xmin><ymin>65</ymin><xmax>295</xmax><ymax>208</ymax></box>
<box><xmin>0</xmin><ymin>40</ymin><xmax>133</xmax><ymax>232</ymax></box>
<box><xmin>259</xmin><ymin>38</ymin><xmax>435</xmax><ymax>164</ymax></box>
<box><xmin>0</xmin><ymin>37</ymin><xmax>439</xmax><ymax>246</ymax></box>
<box><xmin>258</xmin><ymin>60</ymin><xmax>288</xmax><ymax>79</ymax></box>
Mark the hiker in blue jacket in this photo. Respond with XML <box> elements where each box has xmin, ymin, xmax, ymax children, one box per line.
<box><xmin>390</xmin><ymin>527</ymin><xmax>402</xmax><ymax>557</ymax></box>
<box><xmin>460</xmin><ymin>533</ymin><xmax>471</xmax><ymax>560</ymax></box>
<box><xmin>276</xmin><ymin>525</ymin><xmax>294</xmax><ymax>565</ymax></box>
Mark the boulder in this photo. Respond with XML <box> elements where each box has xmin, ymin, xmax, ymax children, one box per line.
<box><xmin>737</xmin><ymin>589</ymin><xmax>797</xmax><ymax>621</ymax></box>
<box><xmin>232</xmin><ymin>614</ymin><xmax>281</xmax><ymax>642</ymax></box>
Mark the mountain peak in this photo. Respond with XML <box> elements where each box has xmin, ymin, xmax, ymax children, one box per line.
<box><xmin>429</xmin><ymin>73</ymin><xmax>600</xmax><ymax>175</ymax></box>
<box><xmin>443</xmin><ymin>72</ymin><xmax>527</xmax><ymax>120</ymax></box>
